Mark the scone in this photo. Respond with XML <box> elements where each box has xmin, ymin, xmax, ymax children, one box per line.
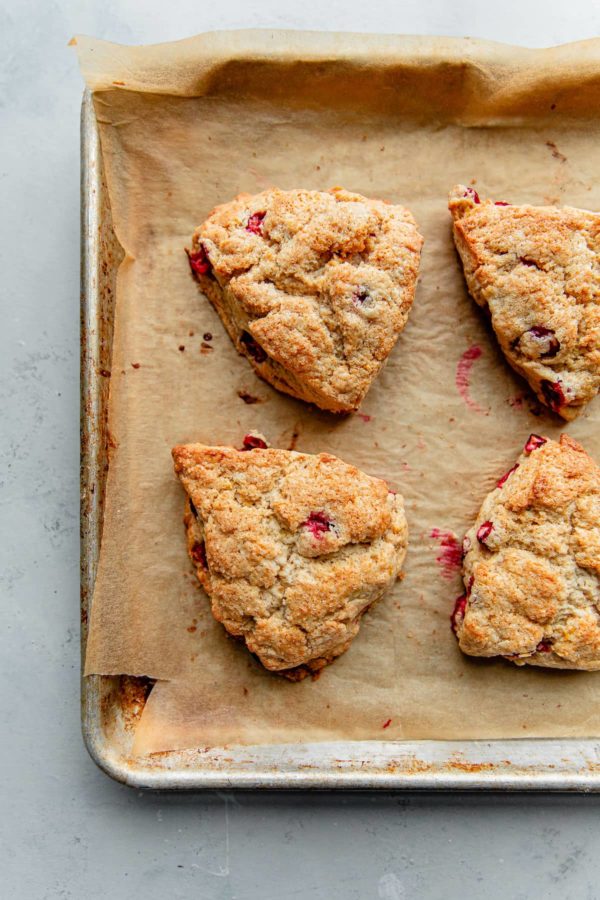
<box><xmin>449</xmin><ymin>185</ymin><xmax>600</xmax><ymax>420</ymax></box>
<box><xmin>453</xmin><ymin>434</ymin><xmax>600</xmax><ymax>670</ymax></box>
<box><xmin>172</xmin><ymin>438</ymin><xmax>408</xmax><ymax>679</ymax></box>
<box><xmin>187</xmin><ymin>187</ymin><xmax>423</xmax><ymax>413</ymax></box>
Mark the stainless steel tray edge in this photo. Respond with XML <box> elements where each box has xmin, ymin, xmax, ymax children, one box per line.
<box><xmin>80</xmin><ymin>85</ymin><xmax>600</xmax><ymax>791</ymax></box>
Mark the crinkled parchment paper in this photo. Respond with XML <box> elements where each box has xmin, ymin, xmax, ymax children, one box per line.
<box><xmin>76</xmin><ymin>31</ymin><xmax>600</xmax><ymax>753</ymax></box>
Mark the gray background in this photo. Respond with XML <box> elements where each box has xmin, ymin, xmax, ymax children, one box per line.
<box><xmin>2</xmin><ymin>1</ymin><xmax>600</xmax><ymax>897</ymax></box>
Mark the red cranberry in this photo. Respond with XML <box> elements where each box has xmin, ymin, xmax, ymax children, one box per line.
<box><xmin>246</xmin><ymin>211</ymin><xmax>266</xmax><ymax>235</ymax></box>
<box><xmin>477</xmin><ymin>521</ymin><xmax>494</xmax><ymax>545</ymax></box>
<box><xmin>519</xmin><ymin>257</ymin><xmax>541</xmax><ymax>268</ymax></box>
<box><xmin>191</xmin><ymin>541</ymin><xmax>207</xmax><ymax>568</ymax></box>
<box><xmin>186</xmin><ymin>244</ymin><xmax>212</xmax><ymax>277</ymax></box>
<box><xmin>518</xmin><ymin>326</ymin><xmax>560</xmax><ymax>359</ymax></box>
<box><xmin>494</xmin><ymin>200</ymin><xmax>510</xmax><ymax>206</ymax></box>
<box><xmin>352</xmin><ymin>287</ymin><xmax>371</xmax><ymax>305</ymax></box>
<box><xmin>541</xmin><ymin>379</ymin><xmax>566</xmax><ymax>412</ymax></box>
<box><xmin>241</xmin><ymin>434</ymin><xmax>267</xmax><ymax>451</ymax></box>
<box><xmin>524</xmin><ymin>433</ymin><xmax>547</xmax><ymax>453</ymax></box>
<box><xmin>536</xmin><ymin>640</ymin><xmax>552</xmax><ymax>653</ymax></box>
<box><xmin>463</xmin><ymin>187</ymin><xmax>480</xmax><ymax>203</ymax></box>
<box><xmin>240</xmin><ymin>331</ymin><xmax>267</xmax><ymax>363</ymax></box>
<box><xmin>302</xmin><ymin>511</ymin><xmax>334</xmax><ymax>538</ymax></box>
<box><xmin>497</xmin><ymin>463</ymin><xmax>519</xmax><ymax>488</ymax></box>
<box><xmin>451</xmin><ymin>594</ymin><xmax>468</xmax><ymax>635</ymax></box>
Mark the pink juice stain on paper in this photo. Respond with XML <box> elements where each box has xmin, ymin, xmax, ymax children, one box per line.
<box><xmin>357</xmin><ymin>412</ymin><xmax>372</xmax><ymax>423</ymax></box>
<box><xmin>456</xmin><ymin>345</ymin><xmax>485</xmax><ymax>412</ymax></box>
<box><xmin>430</xmin><ymin>529</ymin><xmax>462</xmax><ymax>580</ymax></box>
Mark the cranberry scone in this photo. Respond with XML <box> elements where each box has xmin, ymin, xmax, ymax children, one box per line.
<box><xmin>453</xmin><ymin>434</ymin><xmax>600</xmax><ymax>670</ymax></box>
<box><xmin>172</xmin><ymin>439</ymin><xmax>408</xmax><ymax>679</ymax></box>
<box><xmin>449</xmin><ymin>185</ymin><xmax>600</xmax><ymax>420</ymax></box>
<box><xmin>187</xmin><ymin>187</ymin><xmax>423</xmax><ymax>413</ymax></box>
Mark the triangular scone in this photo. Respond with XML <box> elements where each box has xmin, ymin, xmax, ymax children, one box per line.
<box><xmin>449</xmin><ymin>185</ymin><xmax>600</xmax><ymax>420</ymax></box>
<box><xmin>453</xmin><ymin>434</ymin><xmax>600</xmax><ymax>670</ymax></box>
<box><xmin>187</xmin><ymin>187</ymin><xmax>423</xmax><ymax>413</ymax></box>
<box><xmin>172</xmin><ymin>441</ymin><xmax>408</xmax><ymax>679</ymax></box>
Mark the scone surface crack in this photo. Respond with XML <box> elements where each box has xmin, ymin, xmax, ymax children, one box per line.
<box><xmin>188</xmin><ymin>187</ymin><xmax>424</xmax><ymax>413</ymax></box>
<box><xmin>455</xmin><ymin>434</ymin><xmax>600</xmax><ymax>670</ymax></box>
<box><xmin>172</xmin><ymin>442</ymin><xmax>408</xmax><ymax>679</ymax></box>
<box><xmin>449</xmin><ymin>185</ymin><xmax>600</xmax><ymax>420</ymax></box>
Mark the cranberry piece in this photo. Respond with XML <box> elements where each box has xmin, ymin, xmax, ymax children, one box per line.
<box><xmin>302</xmin><ymin>511</ymin><xmax>334</xmax><ymax>538</ymax></box>
<box><xmin>240</xmin><ymin>331</ymin><xmax>267</xmax><ymax>363</ymax></box>
<box><xmin>519</xmin><ymin>257</ymin><xmax>538</xmax><ymax>268</ymax></box>
<box><xmin>186</xmin><ymin>244</ymin><xmax>212</xmax><ymax>277</ymax></box>
<box><xmin>477</xmin><ymin>520</ymin><xmax>494</xmax><ymax>545</ymax></box>
<box><xmin>189</xmin><ymin>499</ymin><xmax>198</xmax><ymax>518</ymax></box>
<box><xmin>497</xmin><ymin>463</ymin><xmax>519</xmax><ymax>488</ymax></box>
<box><xmin>352</xmin><ymin>287</ymin><xmax>371</xmax><ymax>305</ymax></box>
<box><xmin>246</xmin><ymin>211</ymin><xmax>266</xmax><ymax>235</ymax></box>
<box><xmin>541</xmin><ymin>379</ymin><xmax>566</xmax><ymax>412</ymax></box>
<box><xmin>536</xmin><ymin>640</ymin><xmax>552</xmax><ymax>653</ymax></box>
<box><xmin>241</xmin><ymin>434</ymin><xmax>268</xmax><ymax>451</ymax></box>
<box><xmin>494</xmin><ymin>200</ymin><xmax>510</xmax><ymax>206</ymax></box>
<box><xmin>519</xmin><ymin>326</ymin><xmax>560</xmax><ymax>359</ymax></box>
<box><xmin>463</xmin><ymin>187</ymin><xmax>480</xmax><ymax>203</ymax></box>
<box><xmin>524</xmin><ymin>433</ymin><xmax>547</xmax><ymax>453</ymax></box>
<box><xmin>191</xmin><ymin>541</ymin><xmax>207</xmax><ymax>568</ymax></box>
<box><xmin>451</xmin><ymin>594</ymin><xmax>468</xmax><ymax>635</ymax></box>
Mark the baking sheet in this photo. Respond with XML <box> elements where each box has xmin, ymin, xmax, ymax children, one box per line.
<box><xmin>76</xmin><ymin>31</ymin><xmax>600</xmax><ymax>755</ymax></box>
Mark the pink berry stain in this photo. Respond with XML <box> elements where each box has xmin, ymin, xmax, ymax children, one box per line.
<box><xmin>382</xmin><ymin>718</ymin><xmax>392</xmax><ymax>730</ymax></box>
<box><xmin>303</xmin><ymin>511</ymin><xmax>333</xmax><ymax>537</ymax></box>
<box><xmin>536</xmin><ymin>640</ymin><xmax>552</xmax><ymax>653</ymax></box>
<box><xmin>357</xmin><ymin>412</ymin><xmax>372</xmax><ymax>423</ymax></box>
<box><xmin>430</xmin><ymin>529</ymin><xmax>463</xmax><ymax>580</ymax></box>
<box><xmin>246</xmin><ymin>211</ymin><xmax>266</xmax><ymax>234</ymax></box>
<box><xmin>456</xmin><ymin>345</ymin><xmax>485</xmax><ymax>413</ymax></box>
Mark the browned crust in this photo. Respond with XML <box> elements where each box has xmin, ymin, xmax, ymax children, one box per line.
<box><xmin>456</xmin><ymin>434</ymin><xmax>600</xmax><ymax>670</ymax></box>
<box><xmin>172</xmin><ymin>443</ymin><xmax>408</xmax><ymax>678</ymax></box>
<box><xmin>449</xmin><ymin>184</ymin><xmax>600</xmax><ymax>420</ymax></box>
<box><xmin>189</xmin><ymin>187</ymin><xmax>424</xmax><ymax>413</ymax></box>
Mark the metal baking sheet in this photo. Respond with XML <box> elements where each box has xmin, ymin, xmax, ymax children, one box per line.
<box><xmin>80</xmin><ymin>83</ymin><xmax>600</xmax><ymax>791</ymax></box>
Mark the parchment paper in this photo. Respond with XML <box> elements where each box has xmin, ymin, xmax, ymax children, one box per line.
<box><xmin>76</xmin><ymin>32</ymin><xmax>600</xmax><ymax>754</ymax></box>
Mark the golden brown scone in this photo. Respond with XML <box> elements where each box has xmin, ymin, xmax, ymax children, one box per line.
<box><xmin>172</xmin><ymin>437</ymin><xmax>408</xmax><ymax>679</ymax></box>
<box><xmin>449</xmin><ymin>185</ymin><xmax>600</xmax><ymax>420</ymax></box>
<box><xmin>187</xmin><ymin>187</ymin><xmax>423</xmax><ymax>413</ymax></box>
<box><xmin>453</xmin><ymin>434</ymin><xmax>600</xmax><ymax>670</ymax></box>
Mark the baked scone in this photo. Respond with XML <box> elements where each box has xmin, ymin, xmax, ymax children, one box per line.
<box><xmin>449</xmin><ymin>185</ymin><xmax>600</xmax><ymax>420</ymax></box>
<box><xmin>187</xmin><ymin>187</ymin><xmax>423</xmax><ymax>413</ymax></box>
<box><xmin>172</xmin><ymin>439</ymin><xmax>408</xmax><ymax>679</ymax></box>
<box><xmin>453</xmin><ymin>434</ymin><xmax>600</xmax><ymax>670</ymax></box>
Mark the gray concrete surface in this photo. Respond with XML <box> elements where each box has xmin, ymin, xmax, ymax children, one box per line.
<box><xmin>2</xmin><ymin>1</ymin><xmax>600</xmax><ymax>898</ymax></box>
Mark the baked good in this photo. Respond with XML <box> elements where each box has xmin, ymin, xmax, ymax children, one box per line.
<box><xmin>172</xmin><ymin>439</ymin><xmax>408</xmax><ymax>679</ymax></box>
<box><xmin>453</xmin><ymin>434</ymin><xmax>600</xmax><ymax>670</ymax></box>
<box><xmin>449</xmin><ymin>185</ymin><xmax>600</xmax><ymax>420</ymax></box>
<box><xmin>187</xmin><ymin>187</ymin><xmax>423</xmax><ymax>413</ymax></box>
